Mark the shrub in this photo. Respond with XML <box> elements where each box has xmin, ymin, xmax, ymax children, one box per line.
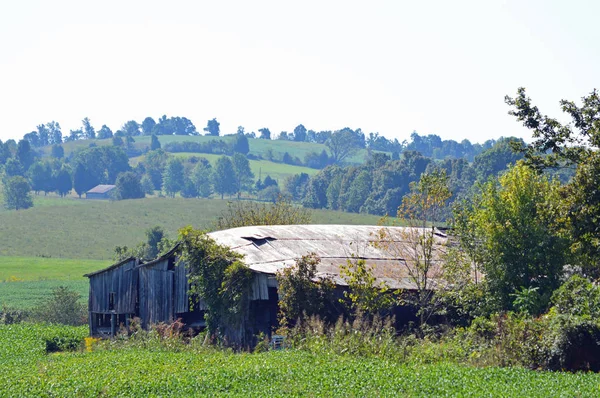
<box><xmin>551</xmin><ymin>274</ymin><xmax>600</xmax><ymax>318</ymax></box>
<box><xmin>0</xmin><ymin>307</ymin><xmax>28</xmax><ymax>324</ymax></box>
<box><xmin>276</xmin><ymin>254</ymin><xmax>336</xmax><ymax>328</ymax></box>
<box><xmin>544</xmin><ymin>314</ymin><xmax>600</xmax><ymax>371</ymax></box>
<box><xmin>29</xmin><ymin>286</ymin><xmax>87</xmax><ymax>326</ymax></box>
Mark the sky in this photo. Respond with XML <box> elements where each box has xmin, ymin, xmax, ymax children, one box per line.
<box><xmin>0</xmin><ymin>0</ymin><xmax>598</xmax><ymax>144</ymax></box>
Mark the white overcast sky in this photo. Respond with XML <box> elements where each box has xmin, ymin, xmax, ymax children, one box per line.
<box><xmin>0</xmin><ymin>0</ymin><xmax>598</xmax><ymax>144</ymax></box>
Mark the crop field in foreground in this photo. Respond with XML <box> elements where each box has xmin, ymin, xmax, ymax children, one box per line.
<box><xmin>1</xmin><ymin>324</ymin><xmax>599</xmax><ymax>397</ymax></box>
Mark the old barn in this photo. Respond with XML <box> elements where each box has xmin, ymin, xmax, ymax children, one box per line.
<box><xmin>86</xmin><ymin>224</ymin><xmax>449</xmax><ymax>337</ymax></box>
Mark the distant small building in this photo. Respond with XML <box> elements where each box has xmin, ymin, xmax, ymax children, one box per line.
<box><xmin>86</xmin><ymin>185</ymin><xmax>116</xmax><ymax>199</ymax></box>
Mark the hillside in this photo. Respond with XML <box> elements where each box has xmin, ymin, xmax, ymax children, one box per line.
<box><xmin>40</xmin><ymin>135</ymin><xmax>372</xmax><ymax>165</ymax></box>
<box><xmin>130</xmin><ymin>152</ymin><xmax>318</xmax><ymax>183</ymax></box>
<box><xmin>0</xmin><ymin>195</ymin><xmax>388</xmax><ymax>260</ymax></box>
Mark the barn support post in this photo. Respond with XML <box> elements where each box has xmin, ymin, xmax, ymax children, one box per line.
<box><xmin>110</xmin><ymin>312</ymin><xmax>116</xmax><ymax>337</ymax></box>
<box><xmin>88</xmin><ymin>311</ymin><xmax>94</xmax><ymax>336</ymax></box>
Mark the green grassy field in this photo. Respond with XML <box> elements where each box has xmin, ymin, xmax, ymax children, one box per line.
<box><xmin>131</xmin><ymin>152</ymin><xmax>319</xmax><ymax>183</ymax></box>
<box><xmin>0</xmin><ymin>256</ymin><xmax>108</xmax><ymax>282</ymax></box>
<box><xmin>0</xmin><ymin>280</ymin><xmax>88</xmax><ymax>308</ymax></box>
<box><xmin>0</xmin><ymin>257</ymin><xmax>108</xmax><ymax>308</ymax></box>
<box><xmin>41</xmin><ymin>135</ymin><xmax>372</xmax><ymax>165</ymax></box>
<box><xmin>0</xmin><ymin>196</ymin><xmax>385</xmax><ymax>260</ymax></box>
<box><xmin>0</xmin><ymin>195</ymin><xmax>387</xmax><ymax>308</ymax></box>
<box><xmin>1</xmin><ymin>324</ymin><xmax>599</xmax><ymax>397</ymax></box>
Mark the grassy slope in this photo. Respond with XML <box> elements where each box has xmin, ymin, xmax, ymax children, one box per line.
<box><xmin>0</xmin><ymin>195</ymin><xmax>386</xmax><ymax>309</ymax></box>
<box><xmin>0</xmin><ymin>257</ymin><xmax>108</xmax><ymax>281</ymax></box>
<box><xmin>131</xmin><ymin>152</ymin><xmax>319</xmax><ymax>183</ymax></box>
<box><xmin>43</xmin><ymin>135</ymin><xmax>372</xmax><ymax>165</ymax></box>
<box><xmin>0</xmin><ymin>196</ymin><xmax>385</xmax><ymax>260</ymax></box>
<box><xmin>1</xmin><ymin>324</ymin><xmax>599</xmax><ymax>397</ymax></box>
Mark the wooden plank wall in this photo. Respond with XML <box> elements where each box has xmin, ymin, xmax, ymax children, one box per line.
<box><xmin>89</xmin><ymin>259</ymin><xmax>137</xmax><ymax>314</ymax></box>
<box><xmin>139</xmin><ymin>259</ymin><xmax>174</xmax><ymax>327</ymax></box>
<box><xmin>174</xmin><ymin>262</ymin><xmax>189</xmax><ymax>314</ymax></box>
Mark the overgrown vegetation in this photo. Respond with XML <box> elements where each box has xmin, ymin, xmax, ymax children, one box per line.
<box><xmin>276</xmin><ymin>253</ymin><xmax>336</xmax><ymax>328</ymax></box>
<box><xmin>178</xmin><ymin>227</ymin><xmax>254</xmax><ymax>347</ymax></box>
<box><xmin>214</xmin><ymin>195</ymin><xmax>312</xmax><ymax>230</ymax></box>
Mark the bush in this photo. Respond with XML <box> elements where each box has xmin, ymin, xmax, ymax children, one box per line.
<box><xmin>0</xmin><ymin>307</ymin><xmax>28</xmax><ymax>324</ymax></box>
<box><xmin>551</xmin><ymin>274</ymin><xmax>600</xmax><ymax>318</ymax></box>
<box><xmin>544</xmin><ymin>314</ymin><xmax>600</xmax><ymax>371</ymax></box>
<box><xmin>29</xmin><ymin>286</ymin><xmax>87</xmax><ymax>326</ymax></box>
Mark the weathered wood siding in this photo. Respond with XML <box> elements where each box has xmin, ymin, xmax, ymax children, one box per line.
<box><xmin>88</xmin><ymin>258</ymin><xmax>138</xmax><ymax>314</ymax></box>
<box><xmin>139</xmin><ymin>259</ymin><xmax>173</xmax><ymax>327</ymax></box>
<box><xmin>249</xmin><ymin>273</ymin><xmax>270</xmax><ymax>300</ymax></box>
<box><xmin>174</xmin><ymin>262</ymin><xmax>189</xmax><ymax>314</ymax></box>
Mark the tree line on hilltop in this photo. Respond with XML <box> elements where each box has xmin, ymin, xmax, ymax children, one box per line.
<box><xmin>0</xmin><ymin>109</ymin><xmax>557</xmax><ymax>214</ymax></box>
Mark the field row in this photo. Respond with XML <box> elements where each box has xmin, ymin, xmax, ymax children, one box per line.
<box><xmin>0</xmin><ymin>324</ymin><xmax>599</xmax><ymax>397</ymax></box>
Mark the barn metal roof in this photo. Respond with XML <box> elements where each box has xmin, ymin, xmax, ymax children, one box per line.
<box><xmin>208</xmin><ymin>224</ymin><xmax>449</xmax><ymax>290</ymax></box>
<box><xmin>85</xmin><ymin>225</ymin><xmax>451</xmax><ymax>291</ymax></box>
<box><xmin>86</xmin><ymin>184</ymin><xmax>116</xmax><ymax>194</ymax></box>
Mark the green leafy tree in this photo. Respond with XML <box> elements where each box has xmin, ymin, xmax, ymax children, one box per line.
<box><xmin>455</xmin><ymin>162</ymin><xmax>569</xmax><ymax>312</ymax></box>
<box><xmin>112</xmin><ymin>135</ymin><xmax>124</xmax><ymax>147</ymax></box>
<box><xmin>162</xmin><ymin>158</ymin><xmax>185</xmax><ymax>197</ymax></box>
<box><xmin>16</xmin><ymin>139</ymin><xmax>35</xmax><ymax>171</ymax></box>
<box><xmin>143</xmin><ymin>149</ymin><xmax>170</xmax><ymax>190</ymax></box>
<box><xmin>145</xmin><ymin>226</ymin><xmax>165</xmax><ymax>259</ymax></box>
<box><xmin>46</xmin><ymin>121</ymin><xmax>62</xmax><ymax>144</ymax></box>
<box><xmin>0</xmin><ymin>140</ymin><xmax>10</xmax><ymax>165</ymax></box>
<box><xmin>28</xmin><ymin>161</ymin><xmax>52</xmax><ymax>195</ymax></box>
<box><xmin>150</xmin><ymin>134</ymin><xmax>161</xmax><ymax>150</ymax></box>
<box><xmin>339</xmin><ymin>257</ymin><xmax>396</xmax><ymax>316</ymax></box>
<box><xmin>30</xmin><ymin>286</ymin><xmax>87</xmax><ymax>326</ymax></box>
<box><xmin>51</xmin><ymin>144</ymin><xmax>64</xmax><ymax>159</ymax></box>
<box><xmin>232</xmin><ymin>153</ymin><xmax>254</xmax><ymax>196</ymax></box>
<box><xmin>4</xmin><ymin>158</ymin><xmax>23</xmax><ymax>178</ymax></box>
<box><xmin>231</xmin><ymin>134</ymin><xmax>249</xmax><ymax>155</ymax></box>
<box><xmin>180</xmin><ymin>176</ymin><xmax>199</xmax><ymax>198</ymax></box>
<box><xmin>141</xmin><ymin>117</ymin><xmax>157</xmax><ymax>135</ymax></box>
<box><xmin>504</xmin><ymin>88</ymin><xmax>600</xmax><ymax>275</ymax></box>
<box><xmin>258</xmin><ymin>128</ymin><xmax>271</xmax><ymax>139</ymax></box>
<box><xmin>472</xmin><ymin>137</ymin><xmax>525</xmax><ymax>180</ymax></box>
<box><xmin>82</xmin><ymin>117</ymin><xmax>95</xmax><ymax>139</ymax></box>
<box><xmin>121</xmin><ymin>120</ymin><xmax>141</xmax><ymax>136</ymax></box>
<box><xmin>68</xmin><ymin>129</ymin><xmax>82</xmax><ymax>142</ymax></box>
<box><xmin>567</xmin><ymin>154</ymin><xmax>600</xmax><ymax>275</ymax></box>
<box><xmin>54</xmin><ymin>165</ymin><xmax>72</xmax><ymax>197</ymax></box>
<box><xmin>276</xmin><ymin>253</ymin><xmax>335</xmax><ymax>328</ymax></box>
<box><xmin>203</xmin><ymin>118</ymin><xmax>220</xmax><ymax>136</ymax></box>
<box><xmin>505</xmin><ymin>87</ymin><xmax>600</xmax><ymax>169</ymax></box>
<box><xmin>3</xmin><ymin>176</ymin><xmax>33</xmax><ymax>210</ymax></box>
<box><xmin>140</xmin><ymin>174</ymin><xmax>154</xmax><ymax>195</ymax></box>
<box><xmin>293</xmin><ymin>124</ymin><xmax>307</xmax><ymax>142</ymax></box>
<box><xmin>213</xmin><ymin>156</ymin><xmax>236</xmax><ymax>199</ymax></box>
<box><xmin>97</xmin><ymin>125</ymin><xmax>113</xmax><ymax>139</ymax></box>
<box><xmin>115</xmin><ymin>171</ymin><xmax>145</xmax><ymax>200</ymax></box>
<box><xmin>376</xmin><ymin>169</ymin><xmax>451</xmax><ymax>326</ymax></box>
<box><xmin>191</xmin><ymin>161</ymin><xmax>213</xmax><ymax>198</ymax></box>
<box><xmin>72</xmin><ymin>163</ymin><xmax>90</xmax><ymax>198</ymax></box>
<box><xmin>326</xmin><ymin>128</ymin><xmax>363</xmax><ymax>163</ymax></box>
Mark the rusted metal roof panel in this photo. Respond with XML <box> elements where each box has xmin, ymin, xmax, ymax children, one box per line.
<box><xmin>208</xmin><ymin>225</ymin><xmax>448</xmax><ymax>290</ymax></box>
